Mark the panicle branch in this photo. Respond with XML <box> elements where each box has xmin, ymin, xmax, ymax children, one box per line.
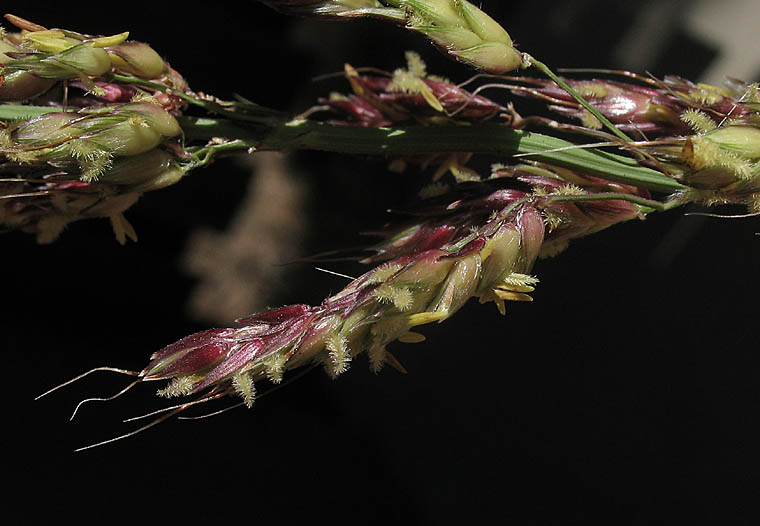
<box><xmin>504</xmin><ymin>73</ymin><xmax>760</xmax><ymax>212</ymax></box>
<box><xmin>63</xmin><ymin>159</ymin><xmax>654</xmax><ymax>446</ymax></box>
<box><xmin>0</xmin><ymin>14</ymin><xmax>197</xmax><ymax>243</ymax></box>
<box><xmin>15</xmin><ymin>11</ymin><xmax>759</xmax><ymax>448</ymax></box>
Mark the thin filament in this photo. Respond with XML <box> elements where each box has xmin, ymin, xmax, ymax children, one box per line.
<box><xmin>69</xmin><ymin>379</ymin><xmax>140</xmax><ymax>421</ymax></box>
<box><xmin>75</xmin><ymin>394</ymin><xmax>221</xmax><ymax>452</ymax></box>
<box><xmin>35</xmin><ymin>366</ymin><xmax>140</xmax><ymax>400</ymax></box>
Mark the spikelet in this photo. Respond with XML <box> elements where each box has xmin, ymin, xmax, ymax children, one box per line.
<box><xmin>685</xmin><ymin>136</ymin><xmax>753</xmax><ymax>180</ymax></box>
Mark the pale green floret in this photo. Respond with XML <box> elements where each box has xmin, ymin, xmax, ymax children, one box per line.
<box><xmin>687</xmin><ymin>135</ymin><xmax>754</xmax><ymax>180</ymax></box>
<box><xmin>54</xmin><ymin>44</ymin><xmax>112</xmax><ymax>76</ymax></box>
<box><xmin>454</xmin><ymin>0</ymin><xmax>512</xmax><ymax>45</ymax></box>
<box><xmin>406</xmin><ymin>0</ymin><xmax>465</xmax><ymax>28</ymax></box>
<box><xmin>99</xmin><ymin>149</ymin><xmax>183</xmax><ymax>190</ymax></box>
<box><xmin>703</xmin><ymin>125</ymin><xmax>760</xmax><ymax>161</ymax></box>
<box><xmin>421</xmin><ymin>25</ymin><xmax>482</xmax><ymax>50</ymax></box>
<box><xmin>11</xmin><ymin>102</ymin><xmax>180</xmax><ymax>162</ymax></box>
<box><xmin>401</xmin><ymin>0</ymin><xmax>522</xmax><ymax>73</ymax></box>
<box><xmin>88</xmin><ymin>116</ymin><xmax>164</xmax><ymax>157</ymax></box>
<box><xmin>106</xmin><ymin>42</ymin><xmax>165</xmax><ymax>79</ymax></box>
<box><xmin>15</xmin><ymin>112</ymin><xmax>79</xmax><ymax>144</ymax></box>
<box><xmin>452</xmin><ymin>42</ymin><xmax>522</xmax><ymax>74</ymax></box>
<box><xmin>118</xmin><ymin>102</ymin><xmax>182</xmax><ymax>138</ymax></box>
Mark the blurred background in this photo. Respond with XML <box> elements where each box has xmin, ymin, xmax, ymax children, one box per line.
<box><xmin>6</xmin><ymin>1</ymin><xmax>760</xmax><ymax>524</ymax></box>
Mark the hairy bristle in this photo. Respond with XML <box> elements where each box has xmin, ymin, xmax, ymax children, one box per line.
<box><xmin>368</xmin><ymin>345</ymin><xmax>386</xmax><ymax>373</ymax></box>
<box><xmin>687</xmin><ymin>136</ymin><xmax>752</xmax><ymax>179</ymax></box>
<box><xmin>232</xmin><ymin>370</ymin><xmax>256</xmax><ymax>408</ymax></box>
<box><xmin>325</xmin><ymin>334</ymin><xmax>350</xmax><ymax>378</ymax></box>
<box><xmin>263</xmin><ymin>352</ymin><xmax>288</xmax><ymax>384</ymax></box>
<box><xmin>580</xmin><ymin>109</ymin><xmax>603</xmax><ymax>130</ymax></box>
<box><xmin>680</xmin><ymin>109</ymin><xmax>716</xmax><ymax>133</ymax></box>
<box><xmin>366</xmin><ymin>263</ymin><xmax>403</xmax><ymax>285</ymax></box>
<box><xmin>418</xmin><ymin>182</ymin><xmax>449</xmax><ymax>199</ymax></box>
<box><xmin>405</xmin><ymin>50</ymin><xmax>427</xmax><ymax>78</ymax></box>
<box><xmin>157</xmin><ymin>375</ymin><xmax>198</xmax><ymax>398</ymax></box>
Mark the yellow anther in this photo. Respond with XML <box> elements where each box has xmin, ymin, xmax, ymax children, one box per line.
<box><xmin>90</xmin><ymin>32</ymin><xmax>129</xmax><ymax>48</ymax></box>
<box><xmin>407</xmin><ymin>311</ymin><xmax>448</xmax><ymax>327</ymax></box>
<box><xmin>493</xmin><ymin>289</ymin><xmax>533</xmax><ymax>302</ymax></box>
<box><xmin>398</xmin><ymin>331</ymin><xmax>426</xmax><ymax>344</ymax></box>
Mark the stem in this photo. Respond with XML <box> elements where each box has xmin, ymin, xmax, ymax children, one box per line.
<box><xmin>0</xmin><ymin>104</ymin><xmax>59</xmax><ymax>119</ymax></box>
<box><xmin>108</xmin><ymin>74</ymin><xmax>286</xmax><ymax>125</ymax></box>
<box><xmin>0</xmin><ymin>104</ymin><xmax>685</xmax><ymax>193</ymax></box>
<box><xmin>547</xmin><ymin>192</ymin><xmax>674</xmax><ymax>212</ymax></box>
<box><xmin>179</xmin><ymin>117</ymin><xmax>685</xmax><ymax>193</ymax></box>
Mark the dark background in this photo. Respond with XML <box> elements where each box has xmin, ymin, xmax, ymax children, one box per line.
<box><xmin>6</xmin><ymin>2</ymin><xmax>760</xmax><ymax>524</ymax></box>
